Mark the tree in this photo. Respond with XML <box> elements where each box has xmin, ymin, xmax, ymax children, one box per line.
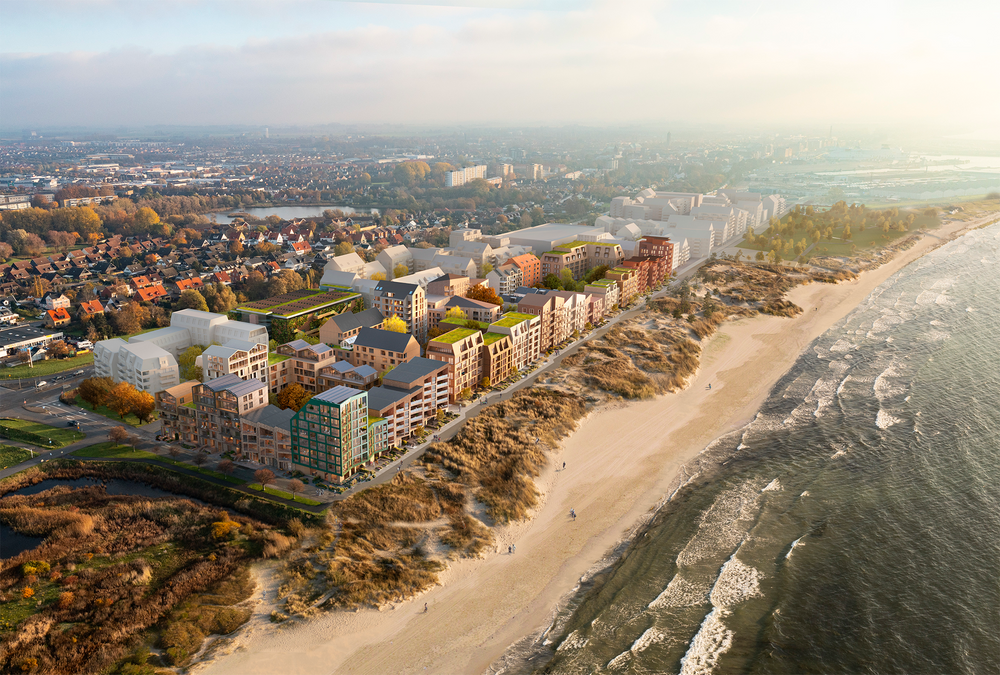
<box><xmin>132</xmin><ymin>207</ymin><xmax>161</xmax><ymax>235</ymax></box>
<box><xmin>131</xmin><ymin>390</ymin><xmax>156</xmax><ymax>423</ymax></box>
<box><xmin>127</xmin><ymin>434</ymin><xmax>142</xmax><ymax>452</ymax></box>
<box><xmin>480</xmin><ymin>376</ymin><xmax>491</xmax><ymax>389</ymax></box>
<box><xmin>445</xmin><ymin>306</ymin><xmax>467</xmax><ymax>321</ymax></box>
<box><xmin>79</xmin><ymin>376</ymin><xmax>115</xmax><ymax>410</ymax></box>
<box><xmin>178</xmin><ymin>345</ymin><xmax>206</xmax><ymax>381</ymax></box>
<box><xmin>202</xmin><ymin>283</ymin><xmax>238</xmax><ymax>314</ymax></box>
<box><xmin>255</xmin><ymin>469</ymin><xmax>276</xmax><ymax>491</ymax></box>
<box><xmin>482</xmin><ymin>262</ymin><xmax>493</xmax><ymax>275</ymax></box>
<box><xmin>166</xmin><ymin>446</ymin><xmax>181</xmax><ymax>460</ymax></box>
<box><xmin>176</xmin><ymin>290</ymin><xmax>209</xmax><ymax>312</ymax></box>
<box><xmin>460</xmin><ymin>387</ymin><xmax>473</xmax><ymax>401</ymax></box>
<box><xmin>228</xmin><ymin>240</ymin><xmax>244</xmax><ymax>256</ymax></box>
<box><xmin>559</xmin><ymin>268</ymin><xmax>576</xmax><ymax>290</ymax></box>
<box><xmin>384</xmin><ymin>314</ymin><xmax>408</xmax><ymax>333</ymax></box>
<box><xmin>543</xmin><ymin>273</ymin><xmax>562</xmax><ymax>290</ymax></box>
<box><xmin>218</xmin><ymin>459</ymin><xmax>234</xmax><ymax>475</ymax></box>
<box><xmin>0</xmin><ymin>242</ymin><xmax>12</xmax><ymax>262</ymax></box>
<box><xmin>47</xmin><ymin>340</ymin><xmax>70</xmax><ymax>358</ymax></box>
<box><xmin>275</xmin><ymin>383</ymin><xmax>311</xmax><ymax>411</ymax></box>
<box><xmin>288</xmin><ymin>479</ymin><xmax>305</xmax><ymax>501</ymax></box>
<box><xmin>334</xmin><ymin>241</ymin><xmax>354</xmax><ymax>256</ymax></box>
<box><xmin>193</xmin><ymin>451</ymin><xmax>208</xmax><ymax>467</ymax></box>
<box><xmin>466</xmin><ymin>284</ymin><xmax>503</xmax><ymax>306</ymax></box>
<box><xmin>108</xmin><ymin>426</ymin><xmax>129</xmax><ymax>445</ymax></box>
<box><xmin>109</xmin><ymin>303</ymin><xmax>143</xmax><ymax>336</ymax></box>
<box><xmin>107</xmin><ymin>382</ymin><xmax>139</xmax><ymax>419</ymax></box>
<box><xmin>370</xmin><ymin>271</ymin><xmax>386</xmax><ymax>281</ymax></box>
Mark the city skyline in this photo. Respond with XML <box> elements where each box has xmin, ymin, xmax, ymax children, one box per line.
<box><xmin>3</xmin><ymin>0</ymin><xmax>998</xmax><ymax>133</ymax></box>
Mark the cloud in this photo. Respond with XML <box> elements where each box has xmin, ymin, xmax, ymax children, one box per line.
<box><xmin>2</xmin><ymin>0</ymin><xmax>998</xmax><ymax>129</ymax></box>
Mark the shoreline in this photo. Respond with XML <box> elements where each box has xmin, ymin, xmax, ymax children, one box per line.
<box><xmin>198</xmin><ymin>215</ymin><xmax>995</xmax><ymax>675</ymax></box>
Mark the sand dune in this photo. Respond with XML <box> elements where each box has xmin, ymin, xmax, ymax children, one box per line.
<box><xmin>198</xmin><ymin>216</ymin><xmax>990</xmax><ymax>675</ymax></box>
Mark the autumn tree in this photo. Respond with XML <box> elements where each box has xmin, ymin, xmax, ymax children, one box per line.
<box><xmin>202</xmin><ymin>283</ymin><xmax>238</xmax><ymax>313</ymax></box>
<box><xmin>193</xmin><ymin>451</ymin><xmax>208</xmax><ymax>467</ymax></box>
<box><xmin>78</xmin><ymin>376</ymin><xmax>115</xmax><ymax>410</ymax></box>
<box><xmin>107</xmin><ymin>382</ymin><xmax>139</xmax><ymax>419</ymax></box>
<box><xmin>0</xmin><ymin>242</ymin><xmax>12</xmax><ymax>262</ymax></box>
<box><xmin>108</xmin><ymin>425</ymin><xmax>129</xmax><ymax>445</ymax></box>
<box><xmin>176</xmin><ymin>290</ymin><xmax>209</xmax><ymax>312</ymax></box>
<box><xmin>288</xmin><ymin>478</ymin><xmax>305</xmax><ymax>501</ymax></box>
<box><xmin>466</xmin><ymin>284</ymin><xmax>503</xmax><ymax>306</ymax></box>
<box><xmin>275</xmin><ymin>383</ymin><xmax>311</xmax><ymax>411</ymax></box>
<box><xmin>393</xmin><ymin>263</ymin><xmax>409</xmax><ymax>279</ymax></box>
<box><xmin>383</xmin><ymin>314</ymin><xmax>407</xmax><ymax>333</ymax></box>
<box><xmin>445</xmin><ymin>306</ymin><xmax>467</xmax><ymax>321</ymax></box>
<box><xmin>218</xmin><ymin>459</ymin><xmax>234</xmax><ymax>475</ymax></box>
<box><xmin>255</xmin><ymin>468</ymin><xmax>276</xmax><ymax>491</ymax></box>
<box><xmin>109</xmin><ymin>302</ymin><xmax>145</xmax><ymax>336</ymax></box>
<box><xmin>369</xmin><ymin>271</ymin><xmax>387</xmax><ymax>281</ymax></box>
<box><xmin>47</xmin><ymin>340</ymin><xmax>70</xmax><ymax>358</ymax></box>
<box><xmin>228</xmin><ymin>239</ymin><xmax>244</xmax><ymax>255</ymax></box>
<box><xmin>131</xmin><ymin>390</ymin><xmax>156</xmax><ymax>423</ymax></box>
<box><xmin>334</xmin><ymin>241</ymin><xmax>354</xmax><ymax>256</ymax></box>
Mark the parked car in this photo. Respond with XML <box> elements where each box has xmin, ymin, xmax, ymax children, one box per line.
<box><xmin>73</xmin><ymin>370</ymin><xmax>85</xmax><ymax>376</ymax></box>
<box><xmin>36</xmin><ymin>380</ymin><xmax>48</xmax><ymax>388</ymax></box>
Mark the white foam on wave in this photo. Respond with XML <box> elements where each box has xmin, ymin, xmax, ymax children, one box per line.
<box><xmin>876</xmin><ymin>409</ymin><xmax>903</xmax><ymax>430</ymax></box>
<box><xmin>675</xmin><ymin>482</ymin><xmax>764</xmax><ymax>566</ymax></box>
<box><xmin>606</xmin><ymin>627</ymin><xmax>668</xmax><ymax>669</ymax></box>
<box><xmin>829</xmin><ymin>339</ymin><xmax>853</xmax><ymax>353</ymax></box>
<box><xmin>785</xmin><ymin>537</ymin><xmax>804</xmax><ymax>560</ymax></box>
<box><xmin>678</xmin><ymin>608</ymin><xmax>733</xmax><ymax>675</ymax></box>
<box><xmin>801</xmin><ymin>490</ymin><xmax>810</xmax><ymax>497</ymax></box>
<box><xmin>836</xmin><ymin>375</ymin><xmax>851</xmax><ymax>396</ymax></box>
<box><xmin>870</xmin><ymin>314</ymin><xmax>904</xmax><ymax>334</ymax></box>
<box><xmin>710</xmin><ymin>555</ymin><xmax>764</xmax><ymax>606</ymax></box>
<box><xmin>915</xmin><ymin>290</ymin><xmax>937</xmax><ymax>305</ymax></box>
<box><xmin>930</xmin><ymin>320</ymin><xmax>946</xmax><ymax>326</ymax></box>
<box><xmin>649</xmin><ymin>574</ymin><xmax>711</xmax><ymax>609</ymax></box>
<box><xmin>556</xmin><ymin>629</ymin><xmax>588</xmax><ymax>652</ymax></box>
<box><xmin>925</xmin><ymin>329</ymin><xmax>950</xmax><ymax>342</ymax></box>
<box><xmin>762</xmin><ymin>478</ymin><xmax>782</xmax><ymax>492</ymax></box>
<box><xmin>831</xmin><ymin>448</ymin><xmax>847</xmax><ymax>459</ymax></box>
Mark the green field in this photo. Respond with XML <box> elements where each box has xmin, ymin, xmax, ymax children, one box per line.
<box><xmin>75</xmin><ymin>395</ymin><xmax>156</xmax><ymax>427</ymax></box>
<box><xmin>249</xmin><ymin>482</ymin><xmax>322</xmax><ymax>505</ymax></box>
<box><xmin>0</xmin><ymin>419</ymin><xmax>86</xmax><ymax>448</ymax></box>
<box><xmin>0</xmin><ymin>444</ymin><xmax>33</xmax><ymax>468</ymax></box>
<box><xmin>71</xmin><ymin>442</ymin><xmax>245</xmax><ymax>485</ymax></box>
<box><xmin>1</xmin><ymin>353</ymin><xmax>94</xmax><ymax>379</ymax></box>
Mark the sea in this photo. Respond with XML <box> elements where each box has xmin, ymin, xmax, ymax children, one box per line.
<box><xmin>508</xmin><ymin>221</ymin><xmax>1000</xmax><ymax>674</ymax></box>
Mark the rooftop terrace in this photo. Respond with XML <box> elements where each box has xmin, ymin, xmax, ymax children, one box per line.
<box><xmin>431</xmin><ymin>327</ymin><xmax>479</xmax><ymax>344</ymax></box>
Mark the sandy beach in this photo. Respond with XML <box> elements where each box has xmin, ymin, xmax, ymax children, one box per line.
<box><xmin>198</xmin><ymin>216</ymin><xmax>993</xmax><ymax>675</ymax></box>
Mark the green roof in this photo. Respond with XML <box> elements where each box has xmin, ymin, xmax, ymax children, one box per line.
<box><xmin>441</xmin><ymin>317</ymin><xmax>490</xmax><ymax>330</ymax></box>
<box><xmin>483</xmin><ymin>332</ymin><xmax>508</xmax><ymax>346</ymax></box>
<box><xmin>492</xmin><ymin>312</ymin><xmax>535</xmax><ymax>328</ymax></box>
<box><xmin>182</xmin><ymin>401</ymin><xmax>197</xmax><ymax>409</ymax></box>
<box><xmin>268</xmin><ymin>352</ymin><xmax>290</xmax><ymax>365</ymax></box>
<box><xmin>367</xmin><ymin>415</ymin><xmax>385</xmax><ymax>425</ymax></box>
<box><xmin>558</xmin><ymin>240</ymin><xmax>619</xmax><ymax>250</ymax></box>
<box><xmin>544</xmin><ymin>250</ymin><xmax>571</xmax><ymax>256</ymax></box>
<box><xmin>588</xmin><ymin>279</ymin><xmax>615</xmax><ymax>287</ymax></box>
<box><xmin>432</xmin><ymin>327</ymin><xmax>479</xmax><ymax>344</ymax></box>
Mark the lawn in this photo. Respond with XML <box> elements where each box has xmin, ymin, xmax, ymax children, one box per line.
<box><xmin>248</xmin><ymin>483</ymin><xmax>322</xmax><ymax>506</ymax></box>
<box><xmin>1</xmin><ymin>352</ymin><xmax>94</xmax><ymax>380</ymax></box>
<box><xmin>71</xmin><ymin>442</ymin><xmax>245</xmax><ymax>485</ymax></box>
<box><xmin>0</xmin><ymin>444</ymin><xmax>33</xmax><ymax>468</ymax></box>
<box><xmin>75</xmin><ymin>394</ymin><xmax>156</xmax><ymax>427</ymax></box>
<box><xmin>0</xmin><ymin>419</ymin><xmax>85</xmax><ymax>448</ymax></box>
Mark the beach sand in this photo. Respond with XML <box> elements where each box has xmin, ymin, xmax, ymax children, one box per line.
<box><xmin>198</xmin><ymin>216</ymin><xmax>993</xmax><ymax>675</ymax></box>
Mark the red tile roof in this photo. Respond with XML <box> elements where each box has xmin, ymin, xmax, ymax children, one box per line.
<box><xmin>136</xmin><ymin>284</ymin><xmax>168</xmax><ymax>302</ymax></box>
<box><xmin>79</xmin><ymin>299</ymin><xmax>104</xmax><ymax>315</ymax></box>
<box><xmin>47</xmin><ymin>308</ymin><xmax>71</xmax><ymax>324</ymax></box>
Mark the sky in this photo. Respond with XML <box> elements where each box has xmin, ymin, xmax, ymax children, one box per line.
<box><xmin>2</xmin><ymin>0</ymin><xmax>999</xmax><ymax>133</ymax></box>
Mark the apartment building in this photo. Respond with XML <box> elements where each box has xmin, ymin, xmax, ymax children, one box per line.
<box><xmin>482</xmin><ymin>332</ymin><xmax>514</xmax><ymax>386</ymax></box>
<box><xmin>156</xmin><ymin>381</ymin><xmax>199</xmax><ymax>445</ymax></box>
<box><xmin>241</xmin><ymin>405</ymin><xmax>295</xmax><ymax>470</ymax></box>
<box><xmin>194</xmin><ymin>374</ymin><xmax>268</xmax><ymax>455</ymax></box>
<box><xmin>508</xmin><ymin>253</ymin><xmax>542</xmax><ymax>288</ymax></box>
<box><xmin>551</xmin><ymin>291</ymin><xmax>589</xmax><ymax>335</ymax></box>
<box><xmin>346</xmin><ymin>327</ymin><xmax>421</xmax><ymax>373</ymax></box>
<box><xmin>487</xmin><ymin>312</ymin><xmax>541</xmax><ymax>371</ymax></box>
<box><xmin>318</xmin><ymin>307</ymin><xmax>384</xmax><ymax>346</ymax></box>
<box><xmin>372</xmin><ymin>280</ymin><xmax>427</xmax><ymax>342</ymax></box>
<box><xmin>606</xmin><ymin>267</ymin><xmax>641</xmax><ymax>305</ymax></box>
<box><xmin>540</xmin><ymin>241</ymin><xmax>624</xmax><ymax>281</ymax></box>
<box><xmin>585</xmin><ymin>278</ymin><xmax>619</xmax><ymax>312</ymax></box>
<box><xmin>428</xmin><ymin>296</ymin><xmax>502</xmax><ymax>331</ymax></box>
<box><xmin>638</xmin><ymin>236</ymin><xmax>674</xmax><ymax>274</ymax></box>
<box><xmin>426</xmin><ymin>327</ymin><xmax>485</xmax><ymax>401</ymax></box>
<box><xmin>621</xmin><ymin>257</ymin><xmax>664</xmax><ymax>295</ymax></box>
<box><xmin>290</xmin><ymin>386</ymin><xmax>389</xmax><ymax>483</ymax></box>
<box><xmin>94</xmin><ymin>338</ymin><xmax>180</xmax><ymax>394</ymax></box>
<box><xmin>517</xmin><ymin>293</ymin><xmax>570</xmax><ymax>352</ymax></box>
<box><xmin>366</xmin><ymin>357</ymin><xmax>450</xmax><ymax>448</ymax></box>
<box><xmin>486</xmin><ymin>262</ymin><xmax>523</xmax><ymax>296</ymax></box>
<box><xmin>271</xmin><ymin>340</ymin><xmax>341</xmax><ymax>394</ymax></box>
<box><xmin>202</xmin><ymin>339</ymin><xmax>269</xmax><ymax>386</ymax></box>
<box><xmin>317</xmin><ymin>360</ymin><xmax>379</xmax><ymax>391</ymax></box>
<box><xmin>444</xmin><ymin>165</ymin><xmax>487</xmax><ymax>187</ymax></box>
<box><xmin>426</xmin><ymin>273</ymin><xmax>472</xmax><ymax>298</ymax></box>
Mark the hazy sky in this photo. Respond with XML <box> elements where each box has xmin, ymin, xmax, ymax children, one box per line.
<box><xmin>2</xmin><ymin>0</ymin><xmax>999</xmax><ymax>132</ymax></box>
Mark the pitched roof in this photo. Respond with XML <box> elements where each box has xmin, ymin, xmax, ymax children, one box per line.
<box><xmin>312</xmin><ymin>385</ymin><xmax>364</xmax><ymax>405</ymax></box>
<box><xmin>353</xmin><ymin>326</ymin><xmax>416</xmax><ymax>352</ymax></box>
<box><xmin>47</xmin><ymin>308</ymin><xmax>71</xmax><ymax>322</ymax></box>
<box><xmin>242</xmin><ymin>404</ymin><xmax>295</xmax><ymax>429</ymax></box>
<box><xmin>79</xmin><ymin>299</ymin><xmax>104</xmax><ymax>315</ymax></box>
<box><xmin>325</xmin><ymin>307</ymin><xmax>384</xmax><ymax>333</ymax></box>
<box><xmin>382</xmin><ymin>356</ymin><xmax>446</xmax><ymax>384</ymax></box>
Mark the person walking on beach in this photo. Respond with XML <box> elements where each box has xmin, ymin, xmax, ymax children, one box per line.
<box><xmin>424</xmin><ymin>603</ymin><xmax>428</xmax><ymax>613</ymax></box>
<box><xmin>570</xmin><ymin>508</ymin><xmax>576</xmax><ymax>520</ymax></box>
<box><xmin>508</xmin><ymin>545</ymin><xmax>512</xmax><ymax>554</ymax></box>
<box><xmin>562</xmin><ymin>461</ymin><xmax>566</xmax><ymax>470</ymax></box>
<box><xmin>512</xmin><ymin>544</ymin><xmax>516</xmax><ymax>554</ymax></box>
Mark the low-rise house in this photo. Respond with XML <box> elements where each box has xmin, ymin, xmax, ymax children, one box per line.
<box><xmin>45</xmin><ymin>307</ymin><xmax>72</xmax><ymax>328</ymax></box>
<box><xmin>77</xmin><ymin>299</ymin><xmax>104</xmax><ymax>320</ymax></box>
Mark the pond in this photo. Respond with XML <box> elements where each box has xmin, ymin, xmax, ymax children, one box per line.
<box><xmin>0</xmin><ymin>477</ymin><xmax>214</xmax><ymax>558</ymax></box>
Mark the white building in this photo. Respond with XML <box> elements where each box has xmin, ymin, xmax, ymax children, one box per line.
<box><xmin>202</xmin><ymin>340</ymin><xmax>270</xmax><ymax>386</ymax></box>
<box><xmin>94</xmin><ymin>309</ymin><xmax>269</xmax><ymax>393</ymax></box>
<box><xmin>444</xmin><ymin>165</ymin><xmax>487</xmax><ymax>187</ymax></box>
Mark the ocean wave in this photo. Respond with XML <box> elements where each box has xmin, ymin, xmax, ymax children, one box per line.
<box><xmin>876</xmin><ymin>409</ymin><xmax>903</xmax><ymax>430</ymax></box>
<box><xmin>675</xmin><ymin>482</ymin><xmax>764</xmax><ymax>566</ymax></box>
<box><xmin>829</xmin><ymin>339</ymin><xmax>854</xmax><ymax>353</ymax></box>
<box><xmin>762</xmin><ymin>478</ymin><xmax>782</xmax><ymax>492</ymax></box>
<box><xmin>678</xmin><ymin>609</ymin><xmax>734</xmax><ymax>675</ymax></box>
<box><xmin>785</xmin><ymin>537</ymin><xmax>804</xmax><ymax>560</ymax></box>
<box><xmin>649</xmin><ymin>574</ymin><xmax>711</xmax><ymax>610</ymax></box>
<box><xmin>556</xmin><ymin>629</ymin><xmax>588</xmax><ymax>652</ymax></box>
<box><xmin>710</xmin><ymin>555</ymin><xmax>764</xmax><ymax>607</ymax></box>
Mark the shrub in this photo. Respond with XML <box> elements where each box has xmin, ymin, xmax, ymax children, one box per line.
<box><xmin>161</xmin><ymin>620</ymin><xmax>206</xmax><ymax>666</ymax></box>
<box><xmin>57</xmin><ymin>591</ymin><xmax>74</xmax><ymax>609</ymax></box>
<box><xmin>22</xmin><ymin>587</ymin><xmax>35</xmax><ymax>599</ymax></box>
